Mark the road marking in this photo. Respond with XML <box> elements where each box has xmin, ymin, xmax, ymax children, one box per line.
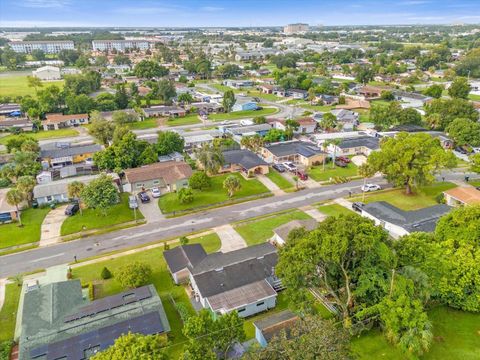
<box><xmin>32</xmin><ymin>253</ymin><xmax>65</xmax><ymax>263</ymax></box>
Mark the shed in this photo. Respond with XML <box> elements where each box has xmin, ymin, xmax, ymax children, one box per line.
<box><xmin>254</xmin><ymin>310</ymin><xmax>299</xmax><ymax>347</ymax></box>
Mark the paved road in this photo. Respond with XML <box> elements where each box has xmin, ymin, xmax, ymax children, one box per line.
<box><xmin>0</xmin><ymin>178</ymin><xmax>386</xmax><ymax>278</ymax></box>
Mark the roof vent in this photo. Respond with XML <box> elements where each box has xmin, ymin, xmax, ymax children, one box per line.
<box><xmin>215</xmin><ymin>267</ymin><xmax>224</xmax><ymax>272</ymax></box>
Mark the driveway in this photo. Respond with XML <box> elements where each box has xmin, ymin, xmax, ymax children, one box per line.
<box><xmin>257</xmin><ymin>174</ymin><xmax>285</xmax><ymax>195</ymax></box>
<box><xmin>40</xmin><ymin>205</ymin><xmax>68</xmax><ymax>246</ymax></box>
<box><xmin>138</xmin><ymin>197</ymin><xmax>164</xmax><ymax>223</ymax></box>
<box><xmin>216</xmin><ymin>224</ymin><xmax>247</xmax><ymax>253</ymax></box>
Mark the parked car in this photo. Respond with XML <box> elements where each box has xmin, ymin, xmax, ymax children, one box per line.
<box><xmin>361</xmin><ymin>183</ymin><xmax>381</xmax><ymax>192</ymax></box>
<box><xmin>221</xmin><ymin>120</ymin><xmax>231</xmax><ymax>125</ymax></box>
<box><xmin>455</xmin><ymin>146</ymin><xmax>468</xmax><ymax>155</ymax></box>
<box><xmin>282</xmin><ymin>161</ymin><xmax>297</xmax><ymax>172</ymax></box>
<box><xmin>296</xmin><ymin>170</ymin><xmax>308</xmax><ymax>181</ymax></box>
<box><xmin>337</xmin><ymin>156</ymin><xmax>351</xmax><ymax>163</ymax></box>
<box><xmin>272</xmin><ymin>163</ymin><xmax>286</xmax><ymax>173</ymax></box>
<box><xmin>240</xmin><ymin>119</ymin><xmax>254</xmax><ymax>126</ymax></box>
<box><xmin>65</xmin><ymin>203</ymin><xmax>79</xmax><ymax>216</ymax></box>
<box><xmin>128</xmin><ymin>195</ymin><xmax>138</xmax><ymax>209</ymax></box>
<box><xmin>352</xmin><ymin>202</ymin><xmax>365</xmax><ymax>212</ymax></box>
<box><xmin>138</xmin><ymin>192</ymin><xmax>150</xmax><ymax>203</ymax></box>
<box><xmin>335</xmin><ymin>160</ymin><xmax>348</xmax><ymax>168</ymax></box>
<box><xmin>151</xmin><ymin>187</ymin><xmax>161</xmax><ymax>198</ymax></box>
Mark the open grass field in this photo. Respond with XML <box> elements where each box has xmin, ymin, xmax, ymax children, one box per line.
<box><xmin>158</xmin><ymin>173</ymin><xmax>270</xmax><ymax>214</ymax></box>
<box><xmin>317</xmin><ymin>203</ymin><xmax>356</xmax><ymax>217</ymax></box>
<box><xmin>352</xmin><ymin>306</ymin><xmax>480</xmax><ymax>360</ymax></box>
<box><xmin>0</xmin><ymin>74</ymin><xmax>64</xmax><ymax>97</ymax></box>
<box><xmin>234</xmin><ymin>210</ymin><xmax>311</xmax><ymax>246</ymax></box>
<box><xmin>351</xmin><ymin>182</ymin><xmax>457</xmax><ymax>211</ymax></box>
<box><xmin>0</xmin><ymin>208</ymin><xmax>50</xmax><ymax>249</ymax></box>
<box><xmin>126</xmin><ymin>118</ymin><xmax>159</xmax><ymax>130</ymax></box>
<box><xmin>309</xmin><ymin>162</ymin><xmax>358</xmax><ymax>182</ymax></box>
<box><xmin>70</xmin><ymin>233</ymin><xmax>221</xmax><ymax>359</ymax></box>
<box><xmin>265</xmin><ymin>170</ymin><xmax>294</xmax><ymax>190</ymax></box>
<box><xmin>60</xmin><ymin>193</ymin><xmax>144</xmax><ymax>236</ymax></box>
<box><xmin>166</xmin><ymin>114</ymin><xmax>202</xmax><ymax>127</ymax></box>
<box><xmin>208</xmin><ymin>107</ymin><xmax>278</xmax><ymax>121</ymax></box>
<box><xmin>0</xmin><ymin>283</ymin><xmax>22</xmax><ymax>342</ymax></box>
<box><xmin>0</xmin><ymin>128</ymin><xmax>79</xmax><ymax>145</ymax></box>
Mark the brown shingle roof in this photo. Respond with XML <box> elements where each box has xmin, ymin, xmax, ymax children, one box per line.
<box><xmin>124</xmin><ymin>161</ymin><xmax>192</xmax><ymax>184</ymax></box>
<box><xmin>45</xmin><ymin>113</ymin><xmax>88</xmax><ymax>124</ymax></box>
<box><xmin>444</xmin><ymin>187</ymin><xmax>480</xmax><ymax>205</ymax></box>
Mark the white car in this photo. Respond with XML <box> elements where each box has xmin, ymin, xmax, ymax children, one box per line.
<box><xmin>240</xmin><ymin>119</ymin><xmax>254</xmax><ymax>126</ymax></box>
<box><xmin>221</xmin><ymin>120</ymin><xmax>231</xmax><ymax>125</ymax></box>
<box><xmin>282</xmin><ymin>161</ymin><xmax>297</xmax><ymax>172</ymax></box>
<box><xmin>361</xmin><ymin>183</ymin><xmax>381</xmax><ymax>192</ymax></box>
<box><xmin>151</xmin><ymin>187</ymin><xmax>161</xmax><ymax>198</ymax></box>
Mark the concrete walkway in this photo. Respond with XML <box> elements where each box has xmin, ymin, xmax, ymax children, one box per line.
<box><xmin>257</xmin><ymin>174</ymin><xmax>285</xmax><ymax>196</ymax></box>
<box><xmin>216</xmin><ymin>224</ymin><xmax>247</xmax><ymax>253</ymax></box>
<box><xmin>300</xmin><ymin>206</ymin><xmax>328</xmax><ymax>222</ymax></box>
<box><xmin>334</xmin><ymin>197</ymin><xmax>354</xmax><ymax>209</ymax></box>
<box><xmin>0</xmin><ymin>278</ymin><xmax>9</xmax><ymax>311</ymax></box>
<box><xmin>39</xmin><ymin>205</ymin><xmax>68</xmax><ymax>247</ymax></box>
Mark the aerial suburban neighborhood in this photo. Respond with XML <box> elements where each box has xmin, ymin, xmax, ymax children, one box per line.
<box><xmin>0</xmin><ymin>1</ymin><xmax>479</xmax><ymax>359</ymax></box>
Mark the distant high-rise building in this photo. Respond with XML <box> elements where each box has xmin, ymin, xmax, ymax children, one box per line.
<box><xmin>9</xmin><ymin>41</ymin><xmax>74</xmax><ymax>54</ymax></box>
<box><xmin>283</xmin><ymin>23</ymin><xmax>309</xmax><ymax>34</ymax></box>
<box><xmin>92</xmin><ymin>40</ymin><xmax>150</xmax><ymax>52</ymax></box>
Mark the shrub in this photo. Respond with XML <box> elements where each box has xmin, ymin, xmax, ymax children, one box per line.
<box><xmin>179</xmin><ymin>236</ymin><xmax>189</xmax><ymax>245</ymax></box>
<box><xmin>0</xmin><ymin>340</ymin><xmax>13</xmax><ymax>360</ymax></box>
<box><xmin>178</xmin><ymin>187</ymin><xmax>194</xmax><ymax>204</ymax></box>
<box><xmin>189</xmin><ymin>171</ymin><xmax>211</xmax><ymax>190</ymax></box>
<box><xmin>0</xmin><ymin>178</ymin><xmax>11</xmax><ymax>188</ymax></box>
<box><xmin>117</xmin><ymin>262</ymin><xmax>152</xmax><ymax>289</ymax></box>
<box><xmin>435</xmin><ymin>193</ymin><xmax>445</xmax><ymax>204</ymax></box>
<box><xmin>101</xmin><ymin>267</ymin><xmax>112</xmax><ymax>279</ymax></box>
<box><xmin>88</xmin><ymin>282</ymin><xmax>95</xmax><ymax>300</ymax></box>
<box><xmin>163</xmin><ymin>241</ymin><xmax>170</xmax><ymax>250</ymax></box>
<box><xmin>175</xmin><ymin>302</ymin><xmax>191</xmax><ymax>322</ymax></box>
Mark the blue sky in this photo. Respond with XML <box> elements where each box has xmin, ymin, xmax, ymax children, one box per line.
<box><xmin>1</xmin><ymin>0</ymin><xmax>479</xmax><ymax>27</ymax></box>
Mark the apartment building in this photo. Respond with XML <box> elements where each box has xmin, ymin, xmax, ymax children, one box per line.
<box><xmin>283</xmin><ymin>23</ymin><xmax>309</xmax><ymax>34</ymax></box>
<box><xmin>92</xmin><ymin>40</ymin><xmax>150</xmax><ymax>51</ymax></box>
<box><xmin>9</xmin><ymin>41</ymin><xmax>74</xmax><ymax>54</ymax></box>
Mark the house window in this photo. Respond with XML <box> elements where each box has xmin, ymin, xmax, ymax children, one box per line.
<box><xmin>46</xmin><ymin>196</ymin><xmax>53</xmax><ymax>202</ymax></box>
<box><xmin>238</xmin><ymin>308</ymin><xmax>246</xmax><ymax>313</ymax></box>
<box><xmin>136</xmin><ymin>183</ymin><xmax>143</xmax><ymax>188</ymax></box>
<box><xmin>256</xmin><ymin>302</ymin><xmax>265</xmax><ymax>307</ymax></box>
<box><xmin>153</xmin><ymin>180</ymin><xmax>160</xmax><ymax>185</ymax></box>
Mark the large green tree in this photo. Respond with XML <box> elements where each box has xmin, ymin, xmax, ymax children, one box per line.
<box><xmin>91</xmin><ymin>333</ymin><xmax>168</xmax><ymax>360</ymax></box>
<box><xmin>196</xmin><ymin>143</ymin><xmax>224</xmax><ymax>175</ymax></box>
<box><xmin>134</xmin><ymin>60</ymin><xmax>169</xmax><ymax>79</ymax></box>
<box><xmin>88</xmin><ymin>112</ymin><xmax>116</xmax><ymax>146</ymax></box>
<box><xmin>81</xmin><ymin>174</ymin><xmax>118</xmax><ymax>215</ymax></box>
<box><xmin>367</xmin><ymin>132</ymin><xmax>456</xmax><ymax>194</ymax></box>
<box><xmin>425</xmin><ymin>98</ymin><xmax>478</xmax><ymax>130</ymax></box>
<box><xmin>156</xmin><ymin>131</ymin><xmax>184</xmax><ymax>156</ymax></box>
<box><xmin>222</xmin><ymin>90</ymin><xmax>236</xmax><ymax>113</ymax></box>
<box><xmin>445</xmin><ymin>118</ymin><xmax>480</xmax><ymax>146</ymax></box>
<box><xmin>448</xmin><ymin>77</ymin><xmax>470</xmax><ymax>99</ymax></box>
<box><xmin>117</xmin><ymin>262</ymin><xmax>152</xmax><ymax>289</ymax></box>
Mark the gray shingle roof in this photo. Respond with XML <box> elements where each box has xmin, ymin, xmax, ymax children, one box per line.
<box><xmin>40</xmin><ymin>144</ymin><xmax>102</xmax><ymax>159</ymax></box>
<box><xmin>223</xmin><ymin>149</ymin><xmax>268</xmax><ymax>170</ymax></box>
<box><xmin>338</xmin><ymin>136</ymin><xmax>380</xmax><ymax>150</ymax></box>
<box><xmin>362</xmin><ymin>201</ymin><xmax>452</xmax><ymax>233</ymax></box>
<box><xmin>227</xmin><ymin>124</ymin><xmax>272</xmax><ymax>135</ymax></box>
<box><xmin>163</xmin><ymin>244</ymin><xmax>207</xmax><ymax>274</ymax></box>
<box><xmin>265</xmin><ymin>141</ymin><xmax>324</xmax><ymax>158</ymax></box>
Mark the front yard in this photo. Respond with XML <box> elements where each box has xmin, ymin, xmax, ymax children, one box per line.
<box><xmin>207</xmin><ymin>107</ymin><xmax>278</xmax><ymax>121</ymax></box>
<box><xmin>0</xmin><ymin>283</ymin><xmax>22</xmax><ymax>342</ymax></box>
<box><xmin>0</xmin><ymin>128</ymin><xmax>79</xmax><ymax>145</ymax></box>
<box><xmin>126</xmin><ymin>118</ymin><xmax>159</xmax><ymax>130</ymax></box>
<box><xmin>166</xmin><ymin>114</ymin><xmax>202</xmax><ymax>127</ymax></box>
<box><xmin>234</xmin><ymin>210</ymin><xmax>312</xmax><ymax>246</ymax></box>
<box><xmin>158</xmin><ymin>173</ymin><xmax>270</xmax><ymax>214</ymax></box>
<box><xmin>60</xmin><ymin>193</ymin><xmax>144</xmax><ymax>236</ymax></box>
<box><xmin>317</xmin><ymin>204</ymin><xmax>356</xmax><ymax>217</ymax></box>
<box><xmin>351</xmin><ymin>182</ymin><xmax>457</xmax><ymax>211</ymax></box>
<box><xmin>0</xmin><ymin>208</ymin><xmax>50</xmax><ymax>250</ymax></box>
<box><xmin>308</xmin><ymin>162</ymin><xmax>358</xmax><ymax>182</ymax></box>
<box><xmin>265</xmin><ymin>170</ymin><xmax>295</xmax><ymax>190</ymax></box>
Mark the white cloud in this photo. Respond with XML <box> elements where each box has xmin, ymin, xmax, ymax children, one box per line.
<box><xmin>20</xmin><ymin>0</ymin><xmax>70</xmax><ymax>8</ymax></box>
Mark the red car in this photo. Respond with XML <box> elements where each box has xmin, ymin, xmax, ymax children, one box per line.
<box><xmin>337</xmin><ymin>156</ymin><xmax>351</xmax><ymax>163</ymax></box>
<box><xmin>296</xmin><ymin>170</ymin><xmax>308</xmax><ymax>181</ymax></box>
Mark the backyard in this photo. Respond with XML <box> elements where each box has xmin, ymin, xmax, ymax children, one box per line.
<box><xmin>350</xmin><ymin>182</ymin><xmax>457</xmax><ymax>211</ymax></box>
<box><xmin>308</xmin><ymin>161</ymin><xmax>358</xmax><ymax>182</ymax></box>
<box><xmin>60</xmin><ymin>193</ymin><xmax>144</xmax><ymax>236</ymax></box>
<box><xmin>0</xmin><ymin>128</ymin><xmax>79</xmax><ymax>145</ymax></box>
<box><xmin>265</xmin><ymin>170</ymin><xmax>294</xmax><ymax>190</ymax></box>
<box><xmin>0</xmin><ymin>74</ymin><xmax>64</xmax><ymax>97</ymax></box>
<box><xmin>70</xmin><ymin>232</ymin><xmax>221</xmax><ymax>359</ymax></box>
<box><xmin>0</xmin><ymin>208</ymin><xmax>50</xmax><ymax>250</ymax></box>
<box><xmin>234</xmin><ymin>210</ymin><xmax>311</xmax><ymax>246</ymax></box>
<box><xmin>158</xmin><ymin>173</ymin><xmax>270</xmax><ymax>214</ymax></box>
<box><xmin>352</xmin><ymin>306</ymin><xmax>480</xmax><ymax>360</ymax></box>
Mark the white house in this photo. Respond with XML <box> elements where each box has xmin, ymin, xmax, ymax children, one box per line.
<box><xmin>32</xmin><ymin>66</ymin><xmax>61</xmax><ymax>81</ymax></box>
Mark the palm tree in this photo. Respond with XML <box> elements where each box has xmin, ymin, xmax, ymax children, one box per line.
<box><xmin>68</xmin><ymin>181</ymin><xmax>85</xmax><ymax>215</ymax></box>
<box><xmin>223</xmin><ymin>175</ymin><xmax>241</xmax><ymax>198</ymax></box>
<box><xmin>196</xmin><ymin>143</ymin><xmax>224</xmax><ymax>175</ymax></box>
<box><xmin>330</xmin><ymin>139</ymin><xmax>341</xmax><ymax>169</ymax></box>
<box><xmin>358</xmin><ymin>163</ymin><xmax>376</xmax><ymax>202</ymax></box>
<box><xmin>16</xmin><ymin>176</ymin><xmax>36</xmax><ymax>206</ymax></box>
<box><xmin>7</xmin><ymin>188</ymin><xmax>25</xmax><ymax>227</ymax></box>
<box><xmin>321</xmin><ymin>140</ymin><xmax>331</xmax><ymax>172</ymax></box>
<box><xmin>292</xmin><ymin>175</ymin><xmax>299</xmax><ymax>190</ymax></box>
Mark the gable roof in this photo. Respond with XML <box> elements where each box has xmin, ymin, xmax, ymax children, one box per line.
<box><xmin>40</xmin><ymin>144</ymin><xmax>102</xmax><ymax>159</ymax></box>
<box><xmin>362</xmin><ymin>201</ymin><xmax>452</xmax><ymax>233</ymax></box>
<box><xmin>444</xmin><ymin>187</ymin><xmax>480</xmax><ymax>205</ymax></box>
<box><xmin>45</xmin><ymin>113</ymin><xmax>88</xmax><ymax>124</ymax></box>
<box><xmin>124</xmin><ymin>161</ymin><xmax>192</xmax><ymax>184</ymax></box>
<box><xmin>253</xmin><ymin>310</ymin><xmax>299</xmax><ymax>342</ymax></box>
<box><xmin>264</xmin><ymin>141</ymin><xmax>325</xmax><ymax>158</ymax></box>
<box><xmin>223</xmin><ymin>149</ymin><xmax>268</xmax><ymax>169</ymax></box>
<box><xmin>163</xmin><ymin>244</ymin><xmax>207</xmax><ymax>274</ymax></box>
<box><xmin>338</xmin><ymin>136</ymin><xmax>380</xmax><ymax>150</ymax></box>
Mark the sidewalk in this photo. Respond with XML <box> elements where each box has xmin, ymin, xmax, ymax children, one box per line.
<box><xmin>216</xmin><ymin>224</ymin><xmax>247</xmax><ymax>253</ymax></box>
<box><xmin>334</xmin><ymin>197</ymin><xmax>354</xmax><ymax>209</ymax></box>
<box><xmin>299</xmin><ymin>205</ymin><xmax>328</xmax><ymax>222</ymax></box>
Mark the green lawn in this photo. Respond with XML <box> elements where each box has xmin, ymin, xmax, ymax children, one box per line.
<box><xmin>158</xmin><ymin>173</ymin><xmax>270</xmax><ymax>214</ymax></box>
<box><xmin>234</xmin><ymin>210</ymin><xmax>311</xmax><ymax>246</ymax></box>
<box><xmin>247</xmin><ymin>90</ymin><xmax>283</xmax><ymax>102</ymax></box>
<box><xmin>0</xmin><ymin>75</ymin><xmax>64</xmax><ymax>97</ymax></box>
<box><xmin>470</xmin><ymin>180</ymin><xmax>480</xmax><ymax>187</ymax></box>
<box><xmin>0</xmin><ymin>128</ymin><xmax>79</xmax><ymax>145</ymax></box>
<box><xmin>370</xmin><ymin>99</ymin><xmax>392</xmax><ymax>107</ymax></box>
<box><xmin>265</xmin><ymin>170</ymin><xmax>294</xmax><ymax>190</ymax></box>
<box><xmin>317</xmin><ymin>204</ymin><xmax>355</xmax><ymax>217</ymax></box>
<box><xmin>126</xmin><ymin>118</ymin><xmax>158</xmax><ymax>130</ymax></box>
<box><xmin>0</xmin><ymin>208</ymin><xmax>50</xmax><ymax>249</ymax></box>
<box><xmin>468</xmin><ymin>93</ymin><xmax>480</xmax><ymax>101</ymax></box>
<box><xmin>351</xmin><ymin>182</ymin><xmax>457</xmax><ymax>211</ymax></box>
<box><xmin>308</xmin><ymin>162</ymin><xmax>358</xmax><ymax>182</ymax></box>
<box><xmin>71</xmin><ymin>233</ymin><xmax>221</xmax><ymax>358</ymax></box>
<box><xmin>352</xmin><ymin>306</ymin><xmax>480</xmax><ymax>360</ymax></box>
<box><xmin>0</xmin><ymin>283</ymin><xmax>21</xmax><ymax>342</ymax></box>
<box><xmin>208</xmin><ymin>107</ymin><xmax>278</xmax><ymax>121</ymax></box>
<box><xmin>166</xmin><ymin>114</ymin><xmax>201</xmax><ymax>127</ymax></box>
<box><xmin>299</xmin><ymin>103</ymin><xmax>336</xmax><ymax>112</ymax></box>
<box><xmin>60</xmin><ymin>193</ymin><xmax>144</xmax><ymax>236</ymax></box>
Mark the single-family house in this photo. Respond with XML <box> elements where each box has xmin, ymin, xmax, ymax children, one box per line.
<box><xmin>40</xmin><ymin>143</ymin><xmax>102</xmax><ymax>168</ymax></box>
<box><xmin>360</xmin><ymin>201</ymin><xmax>452</xmax><ymax>239</ymax></box>
<box><xmin>163</xmin><ymin>244</ymin><xmax>208</xmax><ymax>284</ymax></box>
<box><xmin>258</xmin><ymin>84</ymin><xmax>275</xmax><ymax>94</ymax></box>
<box><xmin>271</xmin><ymin>118</ymin><xmax>317</xmax><ymax>134</ymax></box>
<box><xmin>143</xmin><ymin>106</ymin><xmax>186</xmax><ymax>118</ymax></box>
<box><xmin>0</xmin><ymin>103</ymin><xmax>21</xmax><ymax>116</ymax></box>
<box><xmin>392</xmin><ymin>90</ymin><xmax>432</xmax><ymax>108</ymax></box>
<box><xmin>225</xmin><ymin>123</ymin><xmax>272</xmax><ymax>138</ymax></box>
<box><xmin>158</xmin><ymin>151</ymin><xmax>184</xmax><ymax>163</ymax></box>
<box><xmin>232</xmin><ymin>101</ymin><xmax>258</xmax><ymax>112</ymax></box>
<box><xmin>330</xmin><ymin>136</ymin><xmax>380</xmax><ymax>156</ymax></box>
<box><xmin>443</xmin><ymin>187</ymin><xmax>480</xmax><ymax>207</ymax></box>
<box><xmin>123</xmin><ymin>161</ymin><xmax>192</xmax><ymax>193</ymax></box>
<box><xmin>330</xmin><ymin>109</ymin><xmax>359</xmax><ymax>123</ymax></box>
<box><xmin>0</xmin><ymin>188</ymin><xmax>20</xmax><ymax>223</ymax></box>
<box><xmin>254</xmin><ymin>310</ymin><xmax>299</xmax><ymax>348</ymax></box>
<box><xmin>43</xmin><ymin>113</ymin><xmax>89</xmax><ymax>130</ymax></box>
<box><xmin>19</xmin><ymin>282</ymin><xmax>170</xmax><ymax>360</ymax></box>
<box><xmin>99</xmin><ymin>109</ymin><xmax>141</xmax><ymax>122</ymax></box>
<box><xmin>315</xmin><ymin>94</ymin><xmax>338</xmax><ymax>105</ymax></box>
<box><xmin>261</xmin><ymin>141</ymin><xmax>326</xmax><ymax>166</ymax></box>
<box><xmin>288</xmin><ymin>89</ymin><xmax>308</xmax><ymax>99</ymax></box>
<box><xmin>191</xmin><ymin>102</ymin><xmax>224</xmax><ymax>114</ymax></box>
<box><xmin>183</xmin><ymin>133</ymin><xmax>215</xmax><ymax>150</ymax></box>
<box><xmin>224</xmin><ymin>80</ymin><xmax>254</xmax><ymax>89</ymax></box>
<box><xmin>272</xmin><ymin>219</ymin><xmax>318</xmax><ymax>245</ymax></box>
<box><xmin>187</xmin><ymin>243</ymin><xmax>282</xmax><ymax>318</ymax></box>
<box><xmin>220</xmin><ymin>149</ymin><xmax>269</xmax><ymax>176</ymax></box>
<box><xmin>33</xmin><ymin>173</ymin><xmax>119</xmax><ymax>205</ymax></box>
<box><xmin>32</xmin><ymin>65</ymin><xmax>61</xmax><ymax>81</ymax></box>
<box><xmin>358</xmin><ymin>85</ymin><xmax>383</xmax><ymax>99</ymax></box>
<box><xmin>0</xmin><ymin>117</ymin><xmax>34</xmax><ymax>132</ymax></box>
